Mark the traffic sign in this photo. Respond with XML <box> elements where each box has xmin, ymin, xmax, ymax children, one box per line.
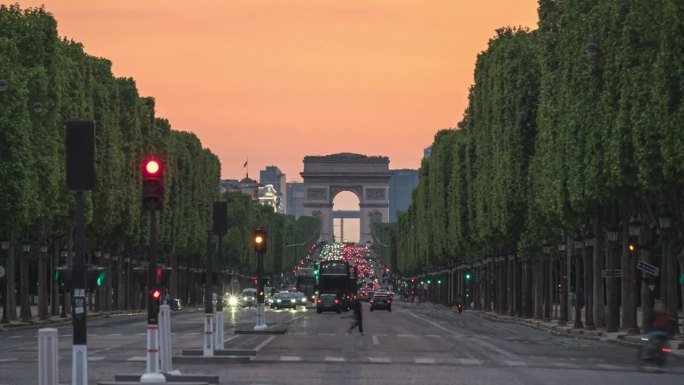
<box><xmin>601</xmin><ymin>269</ymin><xmax>622</xmax><ymax>278</ymax></box>
<box><xmin>636</xmin><ymin>260</ymin><xmax>659</xmax><ymax>277</ymax></box>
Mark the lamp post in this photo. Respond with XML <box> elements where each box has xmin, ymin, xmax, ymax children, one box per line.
<box><xmin>606</xmin><ymin>227</ymin><xmax>620</xmax><ymax>332</ymax></box>
<box><xmin>658</xmin><ymin>213</ymin><xmax>678</xmax><ymax>335</ymax></box>
<box><xmin>572</xmin><ymin>235</ymin><xmax>584</xmax><ymax>329</ymax></box>
<box><xmin>1</xmin><ymin>236</ymin><xmax>9</xmax><ymax>324</ymax></box>
<box><xmin>59</xmin><ymin>247</ymin><xmax>68</xmax><ymax>318</ymax></box>
<box><xmin>558</xmin><ymin>241</ymin><xmax>568</xmax><ymax>325</ymax></box>
<box><xmin>626</xmin><ymin>216</ymin><xmax>641</xmax><ymax>334</ymax></box>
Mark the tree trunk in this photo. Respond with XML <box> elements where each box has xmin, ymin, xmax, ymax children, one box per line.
<box><xmin>584</xmin><ymin>244</ymin><xmax>595</xmax><ymax>330</ymax></box>
<box><xmin>38</xmin><ymin>253</ymin><xmax>49</xmax><ymax>320</ymax></box>
<box><xmin>6</xmin><ymin>239</ymin><xmax>17</xmax><ymax>321</ymax></box>
<box><xmin>19</xmin><ymin>249</ymin><xmax>31</xmax><ymax>322</ymax></box>
<box><xmin>593</xmin><ymin>229</ymin><xmax>606</xmax><ymax>328</ymax></box>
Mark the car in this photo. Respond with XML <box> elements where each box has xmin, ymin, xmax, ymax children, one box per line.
<box><xmin>294</xmin><ymin>292</ymin><xmax>308</xmax><ymax>306</ymax></box>
<box><xmin>164</xmin><ymin>298</ymin><xmax>182</xmax><ymax>310</ymax></box>
<box><xmin>269</xmin><ymin>292</ymin><xmax>281</xmax><ymax>308</ymax></box>
<box><xmin>370</xmin><ymin>293</ymin><xmax>391</xmax><ymax>312</ymax></box>
<box><xmin>272</xmin><ymin>292</ymin><xmax>297</xmax><ymax>309</ymax></box>
<box><xmin>241</xmin><ymin>288</ymin><xmax>257</xmax><ymax>308</ymax></box>
<box><xmin>316</xmin><ymin>293</ymin><xmax>341</xmax><ymax>314</ymax></box>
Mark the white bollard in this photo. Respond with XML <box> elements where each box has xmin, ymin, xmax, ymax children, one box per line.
<box><xmin>254</xmin><ymin>303</ymin><xmax>267</xmax><ymax>330</ymax></box>
<box><xmin>203</xmin><ymin>313</ymin><xmax>214</xmax><ymax>357</ymax></box>
<box><xmin>215</xmin><ymin>310</ymin><xmax>224</xmax><ymax>350</ymax></box>
<box><xmin>38</xmin><ymin>328</ymin><xmax>58</xmax><ymax>385</ymax></box>
<box><xmin>140</xmin><ymin>323</ymin><xmax>165</xmax><ymax>383</ymax></box>
<box><xmin>158</xmin><ymin>305</ymin><xmax>172</xmax><ymax>373</ymax></box>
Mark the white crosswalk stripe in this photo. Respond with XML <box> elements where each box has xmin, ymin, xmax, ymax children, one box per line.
<box><xmin>458</xmin><ymin>358</ymin><xmax>482</xmax><ymax>365</ymax></box>
<box><xmin>127</xmin><ymin>356</ymin><xmax>147</xmax><ymax>362</ymax></box>
<box><xmin>415</xmin><ymin>358</ymin><xmax>435</xmax><ymax>364</ymax></box>
<box><xmin>88</xmin><ymin>356</ymin><xmax>105</xmax><ymax>361</ymax></box>
<box><xmin>502</xmin><ymin>360</ymin><xmax>527</xmax><ymax>367</ymax></box>
<box><xmin>368</xmin><ymin>357</ymin><xmax>391</xmax><ymax>363</ymax></box>
<box><xmin>325</xmin><ymin>356</ymin><xmax>345</xmax><ymax>362</ymax></box>
<box><xmin>280</xmin><ymin>356</ymin><xmax>301</xmax><ymax>361</ymax></box>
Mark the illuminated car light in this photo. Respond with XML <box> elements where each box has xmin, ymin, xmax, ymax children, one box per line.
<box><xmin>290</xmin><ymin>299</ymin><xmax>296</xmax><ymax>303</ymax></box>
<box><xmin>228</xmin><ymin>297</ymin><xmax>239</xmax><ymax>306</ymax></box>
<box><xmin>276</xmin><ymin>299</ymin><xmax>282</xmax><ymax>303</ymax></box>
<box><xmin>301</xmin><ymin>298</ymin><xmax>307</xmax><ymax>303</ymax></box>
<box><xmin>317</xmin><ymin>299</ymin><xmax>322</xmax><ymax>304</ymax></box>
<box><xmin>662</xmin><ymin>348</ymin><xmax>672</xmax><ymax>353</ymax></box>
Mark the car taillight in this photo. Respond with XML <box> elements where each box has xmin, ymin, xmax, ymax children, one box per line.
<box><xmin>387</xmin><ymin>300</ymin><xmax>391</xmax><ymax>303</ymax></box>
<box><xmin>334</xmin><ymin>299</ymin><xmax>339</xmax><ymax>304</ymax></box>
<box><xmin>317</xmin><ymin>299</ymin><xmax>322</xmax><ymax>304</ymax></box>
<box><xmin>371</xmin><ymin>300</ymin><xmax>375</xmax><ymax>304</ymax></box>
<box><xmin>662</xmin><ymin>348</ymin><xmax>672</xmax><ymax>353</ymax></box>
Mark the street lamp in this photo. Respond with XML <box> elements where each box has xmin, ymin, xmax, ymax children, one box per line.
<box><xmin>557</xmin><ymin>241</ymin><xmax>568</xmax><ymax>325</ymax></box>
<box><xmin>606</xmin><ymin>226</ymin><xmax>619</xmax><ymax>332</ymax></box>
<box><xmin>542</xmin><ymin>240</ymin><xmax>551</xmax><ymax>255</ymax></box>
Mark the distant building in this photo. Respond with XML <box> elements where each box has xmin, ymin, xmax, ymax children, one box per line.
<box><xmin>389</xmin><ymin>169</ymin><xmax>419</xmax><ymax>222</ymax></box>
<box><xmin>260</xmin><ymin>166</ymin><xmax>286</xmax><ymax>213</ymax></box>
<box><xmin>423</xmin><ymin>145</ymin><xmax>432</xmax><ymax>159</ymax></box>
<box><xmin>258</xmin><ymin>184</ymin><xmax>278</xmax><ymax>212</ymax></box>
<box><xmin>239</xmin><ymin>176</ymin><xmax>259</xmax><ymax>201</ymax></box>
<box><xmin>220</xmin><ymin>179</ymin><xmax>240</xmax><ymax>193</ymax></box>
<box><xmin>286</xmin><ymin>182</ymin><xmax>306</xmax><ymax>218</ymax></box>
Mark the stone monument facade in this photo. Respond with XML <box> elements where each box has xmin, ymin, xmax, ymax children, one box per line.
<box><xmin>301</xmin><ymin>153</ymin><xmax>390</xmax><ymax>244</ymax></box>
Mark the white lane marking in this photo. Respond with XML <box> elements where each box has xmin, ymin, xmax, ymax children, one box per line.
<box><xmin>135</xmin><ymin>333</ymin><xmax>146</xmax><ymax>336</ymax></box>
<box><xmin>396</xmin><ymin>334</ymin><xmax>413</xmax><ymax>338</ymax></box>
<box><xmin>88</xmin><ymin>356</ymin><xmax>105</xmax><ymax>361</ymax></box>
<box><xmin>318</xmin><ymin>332</ymin><xmax>336</xmax><ymax>336</ymax></box>
<box><xmin>368</xmin><ymin>357</ymin><xmax>391</xmax><ymax>363</ymax></box>
<box><xmin>0</xmin><ymin>358</ymin><xmax>18</xmax><ymax>362</ymax></box>
<box><xmin>459</xmin><ymin>358</ymin><xmax>483</xmax><ymax>365</ymax></box>
<box><xmin>290</xmin><ymin>331</ymin><xmax>307</xmax><ymax>336</ymax></box>
<box><xmin>224</xmin><ymin>335</ymin><xmax>239</xmax><ymax>343</ymax></box>
<box><xmin>108</xmin><ymin>333</ymin><xmax>122</xmax><ymax>336</ymax></box>
<box><xmin>375</xmin><ymin>333</ymin><xmax>388</xmax><ymax>337</ymax></box>
<box><xmin>595</xmin><ymin>364</ymin><xmax>622</xmax><ymax>370</ymax></box>
<box><xmin>63</xmin><ymin>334</ymin><xmax>73</xmax><ymax>338</ymax></box>
<box><xmin>415</xmin><ymin>358</ymin><xmax>435</xmax><ymax>364</ymax></box>
<box><xmin>188</xmin><ymin>332</ymin><xmax>199</xmax><ymax>336</ymax></box>
<box><xmin>325</xmin><ymin>356</ymin><xmax>345</xmax><ymax>362</ymax></box>
<box><xmin>280</xmin><ymin>356</ymin><xmax>301</xmax><ymax>361</ymax></box>
<box><xmin>372</xmin><ymin>336</ymin><xmax>380</xmax><ymax>345</ymax></box>
<box><xmin>502</xmin><ymin>360</ymin><xmax>527</xmax><ymax>367</ymax></box>
<box><xmin>254</xmin><ymin>336</ymin><xmax>276</xmax><ymax>352</ymax></box>
<box><xmin>8</xmin><ymin>336</ymin><xmax>22</xmax><ymax>339</ymax></box>
<box><xmin>127</xmin><ymin>356</ymin><xmax>147</xmax><ymax>362</ymax></box>
<box><xmin>550</xmin><ymin>362</ymin><xmax>577</xmax><ymax>368</ymax></box>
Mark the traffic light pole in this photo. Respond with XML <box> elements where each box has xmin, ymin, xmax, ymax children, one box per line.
<box><xmin>254</xmin><ymin>250</ymin><xmax>267</xmax><ymax>330</ymax></box>
<box><xmin>141</xmin><ymin>207</ymin><xmax>164</xmax><ymax>382</ymax></box>
<box><xmin>204</xmin><ymin>230</ymin><xmax>214</xmax><ymax>356</ymax></box>
<box><xmin>72</xmin><ymin>191</ymin><xmax>88</xmax><ymax>385</ymax></box>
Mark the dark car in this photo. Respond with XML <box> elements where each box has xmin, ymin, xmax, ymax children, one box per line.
<box><xmin>164</xmin><ymin>298</ymin><xmax>182</xmax><ymax>310</ymax></box>
<box><xmin>370</xmin><ymin>293</ymin><xmax>391</xmax><ymax>312</ymax></box>
<box><xmin>273</xmin><ymin>292</ymin><xmax>297</xmax><ymax>310</ymax></box>
<box><xmin>316</xmin><ymin>293</ymin><xmax>341</xmax><ymax>314</ymax></box>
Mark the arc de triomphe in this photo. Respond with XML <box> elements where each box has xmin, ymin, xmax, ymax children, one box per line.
<box><xmin>301</xmin><ymin>153</ymin><xmax>390</xmax><ymax>244</ymax></box>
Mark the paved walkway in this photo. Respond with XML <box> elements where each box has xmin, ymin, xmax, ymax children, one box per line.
<box><xmin>0</xmin><ymin>305</ymin><xmax>146</xmax><ymax>331</ymax></box>
<box><xmin>445</xmin><ymin>305</ymin><xmax>684</xmax><ymax>360</ymax></box>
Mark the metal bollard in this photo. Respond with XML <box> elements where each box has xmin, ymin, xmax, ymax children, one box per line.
<box><xmin>215</xmin><ymin>310</ymin><xmax>224</xmax><ymax>350</ymax></box>
<box><xmin>159</xmin><ymin>305</ymin><xmax>172</xmax><ymax>373</ymax></box>
<box><xmin>38</xmin><ymin>328</ymin><xmax>58</xmax><ymax>385</ymax></box>
<box><xmin>203</xmin><ymin>313</ymin><xmax>214</xmax><ymax>357</ymax></box>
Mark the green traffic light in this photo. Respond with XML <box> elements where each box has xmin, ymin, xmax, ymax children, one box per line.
<box><xmin>437</xmin><ymin>279</ymin><xmax>442</xmax><ymax>285</ymax></box>
<box><xmin>420</xmin><ymin>280</ymin><xmax>424</xmax><ymax>285</ymax></box>
<box><xmin>96</xmin><ymin>270</ymin><xmax>106</xmax><ymax>286</ymax></box>
<box><xmin>465</xmin><ymin>273</ymin><xmax>471</xmax><ymax>280</ymax></box>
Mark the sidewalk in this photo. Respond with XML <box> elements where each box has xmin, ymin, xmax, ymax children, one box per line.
<box><xmin>0</xmin><ymin>305</ymin><xmax>146</xmax><ymax>331</ymax></box>
<box><xmin>439</xmin><ymin>304</ymin><xmax>684</xmax><ymax>361</ymax></box>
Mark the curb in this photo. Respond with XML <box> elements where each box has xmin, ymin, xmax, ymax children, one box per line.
<box><xmin>1</xmin><ymin>310</ymin><xmax>148</xmax><ymax>331</ymax></box>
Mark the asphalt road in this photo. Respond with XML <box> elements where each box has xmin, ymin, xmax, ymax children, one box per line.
<box><xmin>1</xmin><ymin>302</ymin><xmax>682</xmax><ymax>384</ymax></box>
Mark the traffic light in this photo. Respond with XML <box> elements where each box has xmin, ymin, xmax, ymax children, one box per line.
<box><xmin>142</xmin><ymin>157</ymin><xmax>164</xmax><ymax>210</ymax></box>
<box><xmin>86</xmin><ymin>266</ymin><xmax>105</xmax><ymax>292</ymax></box>
<box><xmin>253</xmin><ymin>228</ymin><xmax>267</xmax><ymax>252</ymax></box>
<box><xmin>427</xmin><ymin>279</ymin><xmax>432</xmax><ymax>285</ymax></box>
<box><xmin>437</xmin><ymin>279</ymin><xmax>442</xmax><ymax>285</ymax></box>
<box><xmin>465</xmin><ymin>271</ymin><xmax>471</xmax><ymax>280</ymax></box>
<box><xmin>627</xmin><ymin>236</ymin><xmax>638</xmax><ymax>256</ymax></box>
<box><xmin>157</xmin><ymin>266</ymin><xmax>172</xmax><ymax>286</ymax></box>
<box><xmin>55</xmin><ymin>265</ymin><xmax>73</xmax><ymax>291</ymax></box>
<box><xmin>151</xmin><ymin>288</ymin><xmax>162</xmax><ymax>300</ymax></box>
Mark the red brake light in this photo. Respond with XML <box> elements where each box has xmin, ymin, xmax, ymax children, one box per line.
<box><xmin>662</xmin><ymin>348</ymin><xmax>672</xmax><ymax>353</ymax></box>
<box><xmin>334</xmin><ymin>299</ymin><xmax>339</xmax><ymax>304</ymax></box>
<box><xmin>316</xmin><ymin>299</ymin><xmax>322</xmax><ymax>304</ymax></box>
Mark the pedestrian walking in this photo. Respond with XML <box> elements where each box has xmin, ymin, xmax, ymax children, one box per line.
<box><xmin>348</xmin><ymin>299</ymin><xmax>363</xmax><ymax>334</ymax></box>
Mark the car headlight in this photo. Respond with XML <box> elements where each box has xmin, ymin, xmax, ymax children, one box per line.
<box><xmin>276</xmin><ymin>299</ymin><xmax>282</xmax><ymax>303</ymax></box>
<box><xmin>301</xmin><ymin>298</ymin><xmax>307</xmax><ymax>303</ymax></box>
<box><xmin>228</xmin><ymin>297</ymin><xmax>239</xmax><ymax>306</ymax></box>
<box><xmin>243</xmin><ymin>297</ymin><xmax>248</xmax><ymax>301</ymax></box>
<box><xmin>290</xmin><ymin>299</ymin><xmax>296</xmax><ymax>303</ymax></box>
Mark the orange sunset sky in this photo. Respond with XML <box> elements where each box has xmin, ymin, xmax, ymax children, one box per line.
<box><xmin>15</xmin><ymin>1</ymin><xmax>539</xmax><ymax>239</ymax></box>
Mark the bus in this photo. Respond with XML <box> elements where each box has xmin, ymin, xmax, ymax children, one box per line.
<box><xmin>296</xmin><ymin>267</ymin><xmax>316</xmax><ymax>303</ymax></box>
<box><xmin>317</xmin><ymin>260</ymin><xmax>356</xmax><ymax>311</ymax></box>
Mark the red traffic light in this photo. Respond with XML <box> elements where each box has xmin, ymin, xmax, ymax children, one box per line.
<box><xmin>151</xmin><ymin>289</ymin><xmax>161</xmax><ymax>299</ymax></box>
<box><xmin>145</xmin><ymin>160</ymin><xmax>160</xmax><ymax>175</ymax></box>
